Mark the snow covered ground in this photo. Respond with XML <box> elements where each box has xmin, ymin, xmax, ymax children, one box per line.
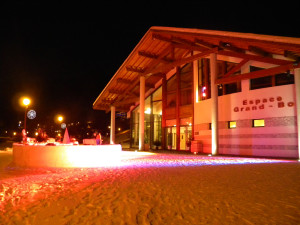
<box><xmin>0</xmin><ymin>149</ymin><xmax>300</xmax><ymax>225</ymax></box>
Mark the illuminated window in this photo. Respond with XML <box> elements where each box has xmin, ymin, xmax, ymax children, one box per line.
<box><xmin>253</xmin><ymin>119</ymin><xmax>265</xmax><ymax>127</ymax></box>
<box><xmin>228</xmin><ymin>121</ymin><xmax>237</xmax><ymax>129</ymax></box>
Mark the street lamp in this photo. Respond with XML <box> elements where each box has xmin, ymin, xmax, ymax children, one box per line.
<box><xmin>57</xmin><ymin>115</ymin><xmax>64</xmax><ymax>123</ymax></box>
<box><xmin>22</xmin><ymin>97</ymin><xmax>31</xmax><ymax>131</ymax></box>
<box><xmin>22</xmin><ymin>97</ymin><xmax>31</xmax><ymax>143</ymax></box>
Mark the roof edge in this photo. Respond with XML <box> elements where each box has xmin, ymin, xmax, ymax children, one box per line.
<box><xmin>149</xmin><ymin>26</ymin><xmax>300</xmax><ymax>45</ymax></box>
<box><xmin>93</xmin><ymin>26</ymin><xmax>154</xmax><ymax>108</ymax></box>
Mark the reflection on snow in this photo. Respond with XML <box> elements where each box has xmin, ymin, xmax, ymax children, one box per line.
<box><xmin>119</xmin><ymin>152</ymin><xmax>290</xmax><ymax>168</ymax></box>
<box><xmin>0</xmin><ymin>152</ymin><xmax>292</xmax><ymax>212</ymax></box>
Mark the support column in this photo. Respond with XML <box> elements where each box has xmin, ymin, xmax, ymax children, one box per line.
<box><xmin>161</xmin><ymin>74</ymin><xmax>167</xmax><ymax>150</ymax></box>
<box><xmin>139</xmin><ymin>75</ymin><xmax>145</xmax><ymax>150</ymax></box>
<box><xmin>241</xmin><ymin>62</ymin><xmax>250</xmax><ymax>92</ymax></box>
<box><xmin>294</xmin><ymin>68</ymin><xmax>300</xmax><ymax>160</ymax></box>
<box><xmin>176</xmin><ymin>67</ymin><xmax>181</xmax><ymax>150</ymax></box>
<box><xmin>193</xmin><ymin>57</ymin><xmax>199</xmax><ymax>142</ymax></box>
<box><xmin>193</xmin><ymin>57</ymin><xmax>199</xmax><ymax>103</ymax></box>
<box><xmin>110</xmin><ymin>105</ymin><xmax>115</xmax><ymax>144</ymax></box>
<box><xmin>210</xmin><ymin>53</ymin><xmax>218</xmax><ymax>155</ymax></box>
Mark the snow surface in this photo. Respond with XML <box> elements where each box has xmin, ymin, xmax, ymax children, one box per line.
<box><xmin>0</xmin><ymin>150</ymin><xmax>300</xmax><ymax>225</ymax></box>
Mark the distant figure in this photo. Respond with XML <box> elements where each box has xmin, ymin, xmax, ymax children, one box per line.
<box><xmin>37</xmin><ymin>128</ymin><xmax>48</xmax><ymax>142</ymax></box>
<box><xmin>96</xmin><ymin>132</ymin><xmax>102</xmax><ymax>145</ymax></box>
<box><xmin>22</xmin><ymin>129</ymin><xmax>27</xmax><ymax>144</ymax></box>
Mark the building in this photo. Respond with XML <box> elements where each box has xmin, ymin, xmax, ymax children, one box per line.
<box><xmin>93</xmin><ymin>26</ymin><xmax>300</xmax><ymax>159</ymax></box>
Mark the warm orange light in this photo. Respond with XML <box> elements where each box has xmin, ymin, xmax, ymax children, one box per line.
<box><xmin>57</xmin><ymin>116</ymin><xmax>63</xmax><ymax>122</ymax></box>
<box><xmin>22</xmin><ymin>97</ymin><xmax>31</xmax><ymax>106</ymax></box>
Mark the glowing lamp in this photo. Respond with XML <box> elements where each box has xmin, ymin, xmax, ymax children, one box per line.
<box><xmin>58</xmin><ymin>116</ymin><xmax>64</xmax><ymax>122</ymax></box>
<box><xmin>202</xmin><ymin>86</ymin><xmax>207</xmax><ymax>98</ymax></box>
<box><xmin>22</xmin><ymin>98</ymin><xmax>31</xmax><ymax>106</ymax></box>
<box><xmin>145</xmin><ymin>108</ymin><xmax>151</xmax><ymax>114</ymax></box>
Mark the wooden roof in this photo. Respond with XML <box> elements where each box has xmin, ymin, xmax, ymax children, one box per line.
<box><xmin>93</xmin><ymin>26</ymin><xmax>300</xmax><ymax>112</ymax></box>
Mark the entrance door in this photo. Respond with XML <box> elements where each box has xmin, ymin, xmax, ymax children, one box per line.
<box><xmin>180</xmin><ymin>126</ymin><xmax>192</xmax><ymax>150</ymax></box>
<box><xmin>166</xmin><ymin>127</ymin><xmax>177</xmax><ymax>150</ymax></box>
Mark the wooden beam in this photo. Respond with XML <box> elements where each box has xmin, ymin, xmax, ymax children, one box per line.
<box><xmin>142</xmin><ymin>44</ymin><xmax>173</xmax><ymax>75</ymax></box>
<box><xmin>126</xmin><ymin>65</ymin><xmax>146</xmax><ymax>73</ymax></box>
<box><xmin>146</xmin><ymin>48</ymin><xmax>218</xmax><ymax>75</ymax></box>
<box><xmin>145</xmin><ymin>83</ymin><xmax>155</xmax><ymax>89</ymax></box>
<box><xmin>194</xmin><ymin>38</ymin><xmax>216</xmax><ymax>49</ymax></box>
<box><xmin>216</xmin><ymin>62</ymin><xmax>300</xmax><ymax>84</ymax></box>
<box><xmin>222</xmin><ymin>59</ymin><xmax>249</xmax><ymax>78</ymax></box>
<box><xmin>97</xmin><ymin>99</ymin><xmax>115</xmax><ymax>106</ymax></box>
<box><xmin>218</xmin><ymin>50</ymin><xmax>292</xmax><ymax>65</ymax></box>
<box><xmin>116</xmin><ymin>78</ymin><xmax>132</xmax><ymax>84</ymax></box>
<box><xmin>146</xmin><ymin>72</ymin><xmax>164</xmax><ymax>78</ymax></box>
<box><xmin>219</xmin><ymin>41</ymin><xmax>245</xmax><ymax>53</ymax></box>
<box><xmin>114</xmin><ymin>97</ymin><xmax>139</xmax><ymax>105</ymax></box>
<box><xmin>248</xmin><ymin>45</ymin><xmax>272</xmax><ymax>57</ymax></box>
<box><xmin>152</xmin><ymin>33</ymin><xmax>208</xmax><ymax>52</ymax></box>
<box><xmin>138</xmin><ymin>50</ymin><xmax>159</xmax><ymax>59</ymax></box>
<box><xmin>284</xmin><ymin>50</ymin><xmax>300</xmax><ymax>62</ymax></box>
<box><xmin>109</xmin><ymin>89</ymin><xmax>125</xmax><ymax>94</ymax></box>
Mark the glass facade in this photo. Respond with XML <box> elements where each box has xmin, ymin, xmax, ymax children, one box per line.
<box><xmin>130</xmin><ymin>63</ymin><xmax>193</xmax><ymax>151</ymax></box>
<box><xmin>198</xmin><ymin>59</ymin><xmax>241</xmax><ymax>100</ymax></box>
<box><xmin>130</xmin><ymin>87</ymin><xmax>162</xmax><ymax>149</ymax></box>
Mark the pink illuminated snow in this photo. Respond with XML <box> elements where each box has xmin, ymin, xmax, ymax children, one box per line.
<box><xmin>0</xmin><ymin>150</ymin><xmax>300</xmax><ymax>224</ymax></box>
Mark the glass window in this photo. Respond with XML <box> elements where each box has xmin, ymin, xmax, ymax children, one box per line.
<box><xmin>152</xmin><ymin>87</ymin><xmax>162</xmax><ymax>101</ymax></box>
<box><xmin>249</xmin><ymin>66</ymin><xmax>294</xmax><ymax>90</ymax></box>
<box><xmin>228</xmin><ymin>121</ymin><xmax>237</xmax><ymax>129</ymax></box>
<box><xmin>198</xmin><ymin>58</ymin><xmax>211</xmax><ymax>100</ymax></box>
<box><xmin>253</xmin><ymin>119</ymin><xmax>265</xmax><ymax>127</ymax></box>
<box><xmin>167</xmin><ymin>75</ymin><xmax>176</xmax><ymax>107</ymax></box>
<box><xmin>250</xmin><ymin>76</ymin><xmax>272</xmax><ymax>90</ymax></box>
<box><xmin>180</xmin><ymin>63</ymin><xmax>193</xmax><ymax>105</ymax></box>
<box><xmin>275</xmin><ymin>73</ymin><xmax>294</xmax><ymax>86</ymax></box>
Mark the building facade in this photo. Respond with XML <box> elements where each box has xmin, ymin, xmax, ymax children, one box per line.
<box><xmin>93</xmin><ymin>27</ymin><xmax>300</xmax><ymax>159</ymax></box>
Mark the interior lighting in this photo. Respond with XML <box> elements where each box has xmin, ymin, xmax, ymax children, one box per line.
<box><xmin>145</xmin><ymin>108</ymin><xmax>151</xmax><ymax>114</ymax></box>
<box><xmin>253</xmin><ymin>119</ymin><xmax>265</xmax><ymax>127</ymax></box>
<box><xmin>202</xmin><ymin>86</ymin><xmax>207</xmax><ymax>98</ymax></box>
<box><xmin>228</xmin><ymin>121</ymin><xmax>237</xmax><ymax>129</ymax></box>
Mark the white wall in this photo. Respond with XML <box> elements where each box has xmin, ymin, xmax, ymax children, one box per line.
<box><xmin>194</xmin><ymin>84</ymin><xmax>298</xmax><ymax>158</ymax></box>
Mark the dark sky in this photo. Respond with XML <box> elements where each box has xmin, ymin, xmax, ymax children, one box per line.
<box><xmin>0</xmin><ymin>1</ymin><xmax>299</xmax><ymax>130</ymax></box>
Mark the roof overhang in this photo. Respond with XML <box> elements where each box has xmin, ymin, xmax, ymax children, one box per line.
<box><xmin>93</xmin><ymin>26</ymin><xmax>300</xmax><ymax>112</ymax></box>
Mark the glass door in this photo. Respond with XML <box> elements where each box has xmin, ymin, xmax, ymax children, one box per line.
<box><xmin>166</xmin><ymin>126</ymin><xmax>177</xmax><ymax>150</ymax></box>
<box><xmin>180</xmin><ymin>126</ymin><xmax>192</xmax><ymax>150</ymax></box>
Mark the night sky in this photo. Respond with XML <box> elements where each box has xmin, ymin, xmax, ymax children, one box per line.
<box><xmin>0</xmin><ymin>1</ymin><xmax>299</xmax><ymax>132</ymax></box>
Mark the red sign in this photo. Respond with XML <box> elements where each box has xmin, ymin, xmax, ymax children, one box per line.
<box><xmin>233</xmin><ymin>96</ymin><xmax>294</xmax><ymax>112</ymax></box>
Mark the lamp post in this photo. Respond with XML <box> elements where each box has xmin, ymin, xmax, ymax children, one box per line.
<box><xmin>22</xmin><ymin>97</ymin><xmax>31</xmax><ymax>143</ymax></box>
<box><xmin>22</xmin><ymin>98</ymin><xmax>31</xmax><ymax>131</ymax></box>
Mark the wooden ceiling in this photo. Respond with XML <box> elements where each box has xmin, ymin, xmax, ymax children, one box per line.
<box><xmin>93</xmin><ymin>26</ymin><xmax>300</xmax><ymax>112</ymax></box>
